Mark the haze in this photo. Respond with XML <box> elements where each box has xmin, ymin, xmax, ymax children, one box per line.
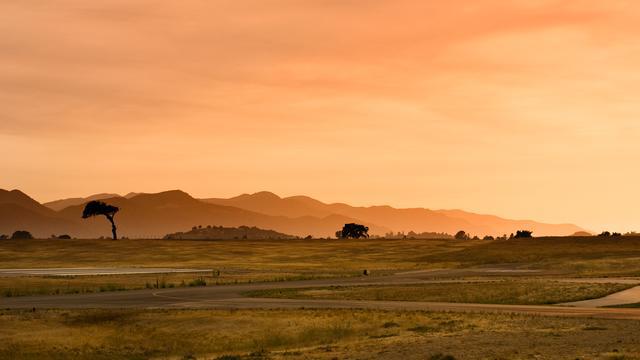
<box><xmin>2</xmin><ymin>1</ymin><xmax>639</xmax><ymax>232</ymax></box>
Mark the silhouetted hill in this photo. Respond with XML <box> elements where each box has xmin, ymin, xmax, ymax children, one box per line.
<box><xmin>43</xmin><ymin>193</ymin><xmax>122</xmax><ymax>211</ymax></box>
<box><xmin>164</xmin><ymin>225</ymin><xmax>296</xmax><ymax>240</ymax></box>
<box><xmin>0</xmin><ymin>189</ymin><xmax>57</xmax><ymax>217</ymax></box>
<box><xmin>203</xmin><ymin>191</ymin><xmax>583</xmax><ymax>236</ymax></box>
<box><xmin>55</xmin><ymin>190</ymin><xmax>386</xmax><ymax>238</ymax></box>
<box><xmin>9</xmin><ymin>188</ymin><xmax>583</xmax><ymax>238</ymax></box>
<box><xmin>0</xmin><ymin>203</ymin><xmax>77</xmax><ymax>238</ymax></box>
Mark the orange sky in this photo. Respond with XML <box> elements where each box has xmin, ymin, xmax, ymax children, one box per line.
<box><xmin>2</xmin><ymin>1</ymin><xmax>640</xmax><ymax>232</ymax></box>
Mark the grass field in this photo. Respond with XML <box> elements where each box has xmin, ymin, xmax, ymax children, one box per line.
<box><xmin>243</xmin><ymin>280</ymin><xmax>634</xmax><ymax>305</ymax></box>
<box><xmin>421</xmin><ymin>236</ymin><xmax>640</xmax><ymax>276</ymax></box>
<box><xmin>3</xmin><ymin>236</ymin><xmax>640</xmax><ymax>298</ymax></box>
<box><xmin>0</xmin><ymin>272</ymin><xmax>349</xmax><ymax>298</ymax></box>
<box><xmin>0</xmin><ymin>237</ymin><xmax>473</xmax><ymax>272</ymax></box>
<box><xmin>2</xmin><ymin>308</ymin><xmax>640</xmax><ymax>360</ymax></box>
<box><xmin>0</xmin><ymin>238</ymin><xmax>466</xmax><ymax>297</ymax></box>
<box><xmin>3</xmin><ymin>237</ymin><xmax>640</xmax><ymax>359</ymax></box>
<box><xmin>4</xmin><ymin>236</ymin><xmax>640</xmax><ymax>275</ymax></box>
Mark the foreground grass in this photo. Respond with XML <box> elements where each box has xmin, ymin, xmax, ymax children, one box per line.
<box><xmin>1</xmin><ymin>308</ymin><xmax>640</xmax><ymax>360</ymax></box>
<box><xmin>243</xmin><ymin>280</ymin><xmax>634</xmax><ymax>305</ymax></box>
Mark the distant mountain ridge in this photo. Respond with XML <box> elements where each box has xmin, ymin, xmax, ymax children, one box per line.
<box><xmin>2</xmin><ymin>189</ymin><xmax>385</xmax><ymax>238</ymax></box>
<box><xmin>2</xmin><ymin>188</ymin><xmax>583</xmax><ymax>238</ymax></box>
<box><xmin>43</xmin><ymin>192</ymin><xmax>139</xmax><ymax>211</ymax></box>
<box><xmin>203</xmin><ymin>191</ymin><xmax>583</xmax><ymax>237</ymax></box>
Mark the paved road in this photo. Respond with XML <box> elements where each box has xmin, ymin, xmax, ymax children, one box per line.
<box><xmin>2</xmin><ymin>269</ymin><xmax>640</xmax><ymax>319</ymax></box>
<box><xmin>0</xmin><ymin>267</ymin><xmax>213</xmax><ymax>277</ymax></box>
<box><xmin>562</xmin><ymin>285</ymin><xmax>640</xmax><ymax>307</ymax></box>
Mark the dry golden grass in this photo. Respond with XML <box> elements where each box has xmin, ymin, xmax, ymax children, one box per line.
<box><xmin>0</xmin><ymin>238</ymin><xmax>473</xmax><ymax>271</ymax></box>
<box><xmin>419</xmin><ymin>236</ymin><xmax>640</xmax><ymax>276</ymax></box>
<box><xmin>0</xmin><ymin>271</ymin><xmax>350</xmax><ymax>298</ymax></box>
<box><xmin>243</xmin><ymin>280</ymin><xmax>633</xmax><ymax>305</ymax></box>
<box><xmin>1</xmin><ymin>308</ymin><xmax>640</xmax><ymax>360</ymax></box>
<box><xmin>3</xmin><ymin>236</ymin><xmax>640</xmax><ymax>298</ymax></box>
<box><xmin>4</xmin><ymin>237</ymin><xmax>640</xmax><ymax>279</ymax></box>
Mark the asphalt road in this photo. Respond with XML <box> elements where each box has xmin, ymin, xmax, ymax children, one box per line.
<box><xmin>2</xmin><ymin>269</ymin><xmax>640</xmax><ymax>319</ymax></box>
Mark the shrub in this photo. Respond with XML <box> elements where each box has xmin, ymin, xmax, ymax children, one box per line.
<box><xmin>188</xmin><ymin>278</ymin><xmax>207</xmax><ymax>287</ymax></box>
<box><xmin>514</xmin><ymin>230</ymin><xmax>533</xmax><ymax>238</ymax></box>
<box><xmin>454</xmin><ymin>231</ymin><xmax>469</xmax><ymax>240</ymax></box>
<box><xmin>10</xmin><ymin>230</ymin><xmax>33</xmax><ymax>239</ymax></box>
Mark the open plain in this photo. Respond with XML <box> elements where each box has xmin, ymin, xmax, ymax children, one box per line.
<box><xmin>2</xmin><ymin>236</ymin><xmax>640</xmax><ymax>359</ymax></box>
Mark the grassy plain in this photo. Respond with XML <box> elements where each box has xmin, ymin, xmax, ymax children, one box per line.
<box><xmin>2</xmin><ymin>308</ymin><xmax>640</xmax><ymax>360</ymax></box>
<box><xmin>0</xmin><ymin>237</ymin><xmax>467</xmax><ymax>297</ymax></box>
<box><xmin>3</xmin><ymin>236</ymin><xmax>640</xmax><ymax>297</ymax></box>
<box><xmin>3</xmin><ymin>237</ymin><xmax>640</xmax><ymax>359</ymax></box>
<box><xmin>243</xmin><ymin>280</ymin><xmax>634</xmax><ymax>305</ymax></box>
<box><xmin>422</xmin><ymin>236</ymin><xmax>640</xmax><ymax>277</ymax></box>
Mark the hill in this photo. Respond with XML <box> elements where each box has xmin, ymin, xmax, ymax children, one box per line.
<box><xmin>8</xmin><ymin>188</ymin><xmax>583</xmax><ymax>238</ymax></box>
<box><xmin>43</xmin><ymin>193</ymin><xmax>122</xmax><ymax>211</ymax></box>
<box><xmin>53</xmin><ymin>190</ymin><xmax>386</xmax><ymax>238</ymax></box>
<box><xmin>0</xmin><ymin>190</ymin><xmax>78</xmax><ymax>237</ymax></box>
<box><xmin>163</xmin><ymin>225</ymin><xmax>297</xmax><ymax>240</ymax></box>
<box><xmin>203</xmin><ymin>192</ymin><xmax>583</xmax><ymax>236</ymax></box>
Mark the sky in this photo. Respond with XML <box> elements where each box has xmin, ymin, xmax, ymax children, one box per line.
<box><xmin>1</xmin><ymin>0</ymin><xmax>640</xmax><ymax>232</ymax></box>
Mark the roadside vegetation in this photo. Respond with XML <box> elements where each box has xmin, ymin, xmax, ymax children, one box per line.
<box><xmin>0</xmin><ymin>271</ymin><xmax>350</xmax><ymax>298</ymax></box>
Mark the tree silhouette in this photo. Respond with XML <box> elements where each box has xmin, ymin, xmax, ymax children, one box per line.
<box><xmin>514</xmin><ymin>230</ymin><xmax>533</xmax><ymax>238</ymax></box>
<box><xmin>82</xmin><ymin>201</ymin><xmax>120</xmax><ymax>240</ymax></box>
<box><xmin>10</xmin><ymin>230</ymin><xmax>33</xmax><ymax>239</ymax></box>
<box><xmin>454</xmin><ymin>230</ymin><xmax>469</xmax><ymax>240</ymax></box>
<box><xmin>339</xmin><ymin>223</ymin><xmax>369</xmax><ymax>239</ymax></box>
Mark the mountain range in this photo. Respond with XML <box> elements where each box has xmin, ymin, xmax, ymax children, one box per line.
<box><xmin>0</xmin><ymin>188</ymin><xmax>583</xmax><ymax>238</ymax></box>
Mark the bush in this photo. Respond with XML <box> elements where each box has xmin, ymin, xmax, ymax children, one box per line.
<box><xmin>0</xmin><ymin>234</ymin><xmax>7</xmax><ymax>240</ymax></box>
<box><xmin>514</xmin><ymin>230</ymin><xmax>533</xmax><ymax>238</ymax></box>
<box><xmin>10</xmin><ymin>230</ymin><xmax>33</xmax><ymax>240</ymax></box>
<box><xmin>188</xmin><ymin>278</ymin><xmax>207</xmax><ymax>287</ymax></box>
<box><xmin>58</xmin><ymin>234</ymin><xmax>72</xmax><ymax>239</ymax></box>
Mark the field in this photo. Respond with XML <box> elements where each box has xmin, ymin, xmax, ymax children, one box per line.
<box><xmin>2</xmin><ymin>308</ymin><xmax>640</xmax><ymax>360</ymax></box>
<box><xmin>243</xmin><ymin>280</ymin><xmax>634</xmax><ymax>305</ymax></box>
<box><xmin>2</xmin><ymin>236</ymin><xmax>640</xmax><ymax>359</ymax></box>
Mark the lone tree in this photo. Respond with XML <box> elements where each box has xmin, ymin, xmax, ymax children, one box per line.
<box><xmin>82</xmin><ymin>201</ymin><xmax>120</xmax><ymax>240</ymax></box>
<box><xmin>339</xmin><ymin>223</ymin><xmax>369</xmax><ymax>239</ymax></box>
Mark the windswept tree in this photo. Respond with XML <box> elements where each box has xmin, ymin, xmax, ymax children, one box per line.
<box><xmin>339</xmin><ymin>223</ymin><xmax>369</xmax><ymax>239</ymax></box>
<box><xmin>82</xmin><ymin>201</ymin><xmax>120</xmax><ymax>240</ymax></box>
